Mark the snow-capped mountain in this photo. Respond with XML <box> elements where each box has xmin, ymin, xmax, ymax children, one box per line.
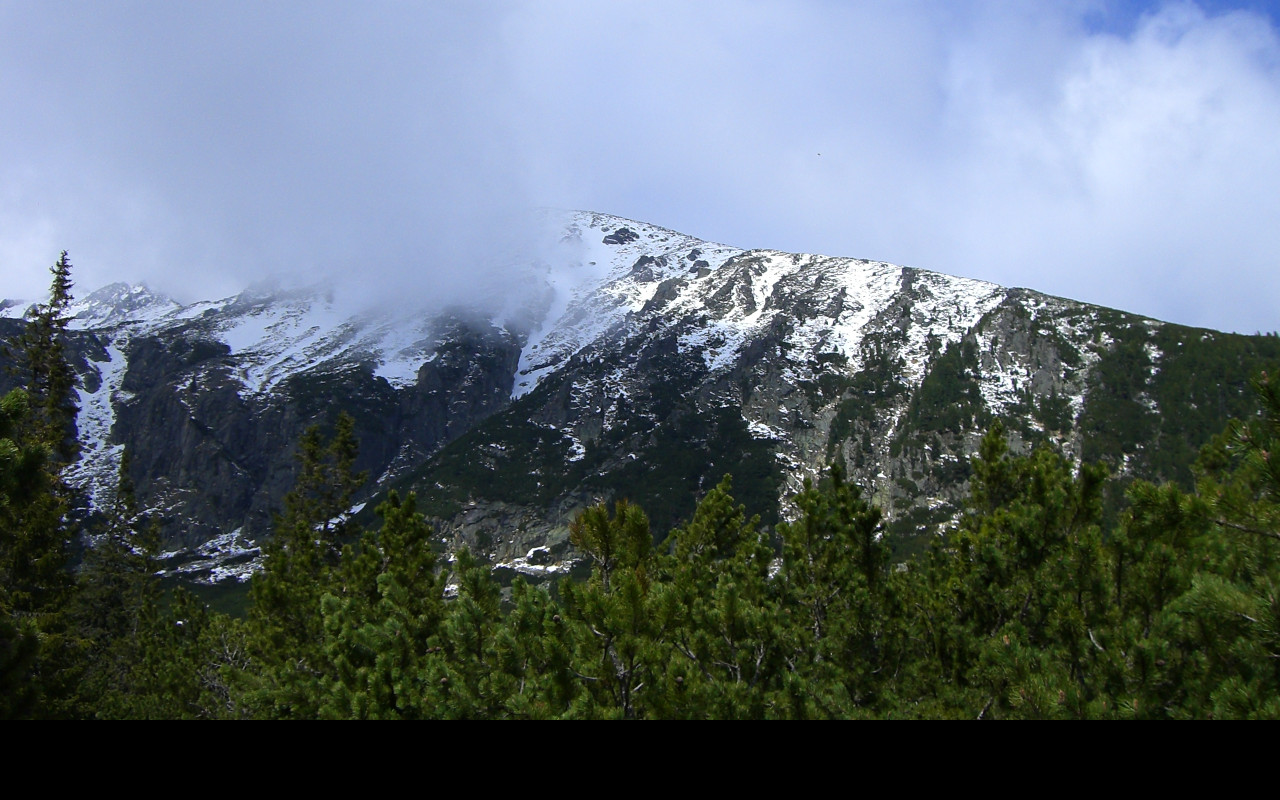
<box><xmin>3</xmin><ymin>211</ymin><xmax>1276</xmax><ymax>582</ymax></box>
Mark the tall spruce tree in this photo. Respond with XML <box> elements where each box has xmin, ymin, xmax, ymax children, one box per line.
<box><xmin>20</xmin><ymin>251</ymin><xmax>78</xmax><ymax>462</ymax></box>
<box><xmin>0</xmin><ymin>255</ymin><xmax>82</xmax><ymax>717</ymax></box>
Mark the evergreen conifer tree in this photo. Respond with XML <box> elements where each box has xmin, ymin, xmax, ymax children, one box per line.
<box><xmin>0</xmin><ymin>255</ymin><xmax>82</xmax><ymax>716</ymax></box>
<box><xmin>426</xmin><ymin>547</ymin><xmax>508</xmax><ymax>718</ymax></box>
<box><xmin>654</xmin><ymin>475</ymin><xmax>782</xmax><ymax>718</ymax></box>
<box><xmin>317</xmin><ymin>491</ymin><xmax>446</xmax><ymax>719</ymax></box>
<box><xmin>243</xmin><ymin>411</ymin><xmax>368</xmax><ymax>717</ymax></box>
<box><xmin>918</xmin><ymin>423</ymin><xmax>1112</xmax><ymax>718</ymax></box>
<box><xmin>20</xmin><ymin>251</ymin><xmax>79</xmax><ymax>462</ymax></box>
<box><xmin>772</xmin><ymin>464</ymin><xmax>890</xmax><ymax>717</ymax></box>
<box><xmin>1151</xmin><ymin>369</ymin><xmax>1280</xmax><ymax>717</ymax></box>
<box><xmin>0</xmin><ymin>389</ymin><xmax>54</xmax><ymax>718</ymax></box>
<box><xmin>560</xmin><ymin>500</ymin><xmax>662</xmax><ymax>718</ymax></box>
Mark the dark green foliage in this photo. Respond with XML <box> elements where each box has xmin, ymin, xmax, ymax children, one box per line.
<box><xmin>18</xmin><ymin>251</ymin><xmax>79</xmax><ymax>461</ymax></box>
<box><xmin>397</xmin><ymin>397</ymin><xmax>578</xmax><ymax>519</ymax></box>
<box><xmin>125</xmin><ymin>588</ymin><xmax>250</xmax><ymax>719</ymax></box>
<box><xmin>427</xmin><ymin>548</ymin><xmax>516</xmax><ymax>718</ymax></box>
<box><xmin>553</xmin><ymin>471</ymin><xmax>897</xmax><ymax>718</ymax></box>
<box><xmin>1036</xmin><ymin>386</ymin><xmax>1074</xmax><ymax>434</ymax></box>
<box><xmin>654</xmin><ymin>476</ymin><xmax>781</xmax><ymax>718</ymax></box>
<box><xmin>585</xmin><ymin>404</ymin><xmax>783</xmax><ymax>534</ymax></box>
<box><xmin>488</xmin><ymin>578</ymin><xmax>576</xmax><ymax>717</ymax></box>
<box><xmin>0</xmin><ymin>614</ymin><xmax>40</xmax><ymax>719</ymax></box>
<box><xmin>559</xmin><ymin>500</ymin><xmax>659</xmax><ymax>718</ymax></box>
<box><xmin>405</xmin><ymin>386</ymin><xmax>782</xmax><ymax>535</ymax></box>
<box><xmin>915</xmin><ymin>423</ymin><xmax>1113</xmax><ymax>718</ymax></box>
<box><xmin>773</xmin><ymin>465</ymin><xmax>893</xmax><ymax>716</ymax></box>
<box><xmin>1161</xmin><ymin>368</ymin><xmax>1280</xmax><ymax>717</ymax></box>
<box><xmin>1079</xmin><ymin>329</ymin><xmax>1157</xmax><ymax>464</ymax></box>
<box><xmin>1</xmin><ymin>255</ymin><xmax>80</xmax><ymax>624</ymax></box>
<box><xmin>1142</xmin><ymin>327</ymin><xmax>1280</xmax><ymax>486</ymax></box>
<box><xmin>0</xmin><ymin>257</ymin><xmax>81</xmax><ymax>717</ymax></box>
<box><xmin>902</xmin><ymin>337</ymin><xmax>986</xmax><ymax>437</ymax></box>
<box><xmin>282</xmin><ymin>412</ymin><xmax>367</xmax><ymax>551</ymax></box>
<box><xmin>431</xmin><ymin>551</ymin><xmax>575</xmax><ymax>719</ymax></box>
<box><xmin>1080</xmin><ymin>322</ymin><xmax>1280</xmax><ymax>488</ymax></box>
<box><xmin>1073</xmin><ymin>322</ymin><xmax>1280</xmax><ymax>530</ymax></box>
<box><xmin>0</xmin><ymin>389</ymin><xmax>67</xmax><ymax>621</ymax></box>
<box><xmin>242</xmin><ymin>411</ymin><xmax>367</xmax><ymax>717</ymax></box>
<box><xmin>884</xmin><ymin>500</ymin><xmax>959</xmax><ymax>560</ymax></box>
<box><xmin>317</xmin><ymin>491</ymin><xmax>446</xmax><ymax>719</ymax></box>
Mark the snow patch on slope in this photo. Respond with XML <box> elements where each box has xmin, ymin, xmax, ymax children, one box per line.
<box><xmin>67</xmin><ymin>283</ymin><xmax>183</xmax><ymax>330</ymax></box>
<box><xmin>899</xmin><ymin>270</ymin><xmax>1005</xmax><ymax>385</ymax></box>
<box><xmin>65</xmin><ymin>342</ymin><xmax>131</xmax><ymax>512</ymax></box>
<box><xmin>512</xmin><ymin>211</ymin><xmax>742</xmax><ymax>398</ymax></box>
<box><xmin>216</xmin><ymin>295</ymin><xmax>359</xmax><ymax>395</ymax></box>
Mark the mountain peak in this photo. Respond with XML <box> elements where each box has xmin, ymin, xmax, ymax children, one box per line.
<box><xmin>67</xmin><ymin>282</ymin><xmax>181</xmax><ymax>330</ymax></box>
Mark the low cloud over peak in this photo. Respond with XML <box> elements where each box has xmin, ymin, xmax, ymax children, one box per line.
<box><xmin>2</xmin><ymin>2</ymin><xmax>1277</xmax><ymax>333</ymax></box>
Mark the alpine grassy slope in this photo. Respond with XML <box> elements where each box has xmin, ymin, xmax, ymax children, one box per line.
<box><xmin>2</xmin><ymin>211</ymin><xmax>1278</xmax><ymax>581</ymax></box>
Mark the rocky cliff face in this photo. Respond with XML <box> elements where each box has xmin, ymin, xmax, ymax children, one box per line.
<box><xmin>392</xmin><ymin>213</ymin><xmax>1280</xmax><ymax>571</ymax></box>
<box><xmin>4</xmin><ymin>211</ymin><xmax>1278</xmax><ymax>581</ymax></box>
<box><xmin>2</xmin><ymin>282</ymin><xmax>528</xmax><ymax>580</ymax></box>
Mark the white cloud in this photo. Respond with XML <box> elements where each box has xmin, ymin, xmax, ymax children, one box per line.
<box><xmin>934</xmin><ymin>2</ymin><xmax>1280</xmax><ymax>330</ymax></box>
<box><xmin>1</xmin><ymin>1</ymin><xmax>1277</xmax><ymax>332</ymax></box>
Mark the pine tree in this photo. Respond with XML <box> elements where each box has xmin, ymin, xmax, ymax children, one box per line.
<box><xmin>0</xmin><ymin>254</ymin><xmax>83</xmax><ymax>716</ymax></box>
<box><xmin>560</xmin><ymin>500</ymin><xmax>662</xmax><ymax>718</ymax></box>
<box><xmin>20</xmin><ymin>251</ymin><xmax>79</xmax><ymax>462</ymax></box>
<box><xmin>317</xmin><ymin>491</ymin><xmax>446</xmax><ymax>719</ymax></box>
<box><xmin>242</xmin><ymin>411</ymin><xmax>368</xmax><ymax>717</ymax></box>
<box><xmin>487</xmin><ymin>578</ymin><xmax>575</xmax><ymax>718</ymax></box>
<box><xmin>1152</xmin><ymin>369</ymin><xmax>1280</xmax><ymax>718</ymax></box>
<box><xmin>0</xmin><ymin>390</ymin><xmax>52</xmax><ymax>718</ymax></box>
<box><xmin>124</xmin><ymin>587</ymin><xmax>250</xmax><ymax>719</ymax></box>
<box><xmin>918</xmin><ymin>423</ymin><xmax>1112</xmax><ymax>718</ymax></box>
<box><xmin>772</xmin><ymin>464</ymin><xmax>890</xmax><ymax>717</ymax></box>
<box><xmin>654</xmin><ymin>475</ymin><xmax>783</xmax><ymax>718</ymax></box>
<box><xmin>427</xmin><ymin>547</ymin><xmax>508</xmax><ymax>718</ymax></box>
<box><xmin>1</xmin><ymin>255</ymin><xmax>81</xmax><ymax>625</ymax></box>
<box><xmin>0</xmin><ymin>389</ymin><xmax>63</xmax><ymax>617</ymax></box>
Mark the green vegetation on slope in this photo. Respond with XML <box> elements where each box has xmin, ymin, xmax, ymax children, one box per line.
<box><xmin>8</xmin><ymin>255</ymin><xmax>1280</xmax><ymax>719</ymax></box>
<box><xmin>11</xmin><ymin>366</ymin><xmax>1280</xmax><ymax>718</ymax></box>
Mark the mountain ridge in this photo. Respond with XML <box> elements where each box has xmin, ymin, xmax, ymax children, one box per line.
<box><xmin>2</xmin><ymin>210</ymin><xmax>1276</xmax><ymax>582</ymax></box>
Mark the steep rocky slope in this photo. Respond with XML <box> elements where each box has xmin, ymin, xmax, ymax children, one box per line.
<box><xmin>3</xmin><ymin>211</ymin><xmax>1277</xmax><ymax>581</ymax></box>
<box><xmin>399</xmin><ymin>214</ymin><xmax>1280</xmax><ymax>572</ymax></box>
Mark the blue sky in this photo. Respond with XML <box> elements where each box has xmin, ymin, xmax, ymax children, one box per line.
<box><xmin>1084</xmin><ymin>0</ymin><xmax>1280</xmax><ymax>32</ymax></box>
<box><xmin>2</xmin><ymin>1</ymin><xmax>1278</xmax><ymax>333</ymax></box>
